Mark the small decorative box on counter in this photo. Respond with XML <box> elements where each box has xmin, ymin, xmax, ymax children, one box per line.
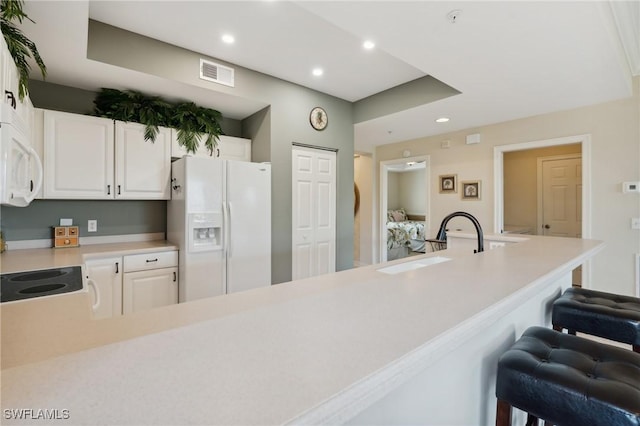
<box><xmin>53</xmin><ymin>226</ymin><xmax>79</xmax><ymax>248</ymax></box>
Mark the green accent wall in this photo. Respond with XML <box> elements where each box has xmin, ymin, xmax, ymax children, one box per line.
<box><xmin>86</xmin><ymin>20</ymin><xmax>356</xmax><ymax>284</ymax></box>
<box><xmin>1</xmin><ymin>200</ymin><xmax>166</xmax><ymax>240</ymax></box>
<box><xmin>1</xmin><ymin>80</ymin><xmax>242</xmax><ymax>243</ymax></box>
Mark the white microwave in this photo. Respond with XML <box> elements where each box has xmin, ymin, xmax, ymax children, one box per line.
<box><xmin>0</xmin><ymin>104</ymin><xmax>42</xmax><ymax>207</ymax></box>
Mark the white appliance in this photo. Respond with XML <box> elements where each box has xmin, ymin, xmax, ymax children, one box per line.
<box><xmin>167</xmin><ymin>156</ymin><xmax>271</xmax><ymax>302</ymax></box>
<box><xmin>0</xmin><ymin>103</ymin><xmax>42</xmax><ymax>206</ymax></box>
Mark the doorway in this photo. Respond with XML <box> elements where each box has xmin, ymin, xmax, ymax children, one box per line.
<box><xmin>291</xmin><ymin>145</ymin><xmax>337</xmax><ymax>280</ymax></box>
<box><xmin>495</xmin><ymin>134</ymin><xmax>591</xmax><ymax>286</ymax></box>
<box><xmin>379</xmin><ymin>156</ymin><xmax>430</xmax><ymax>262</ymax></box>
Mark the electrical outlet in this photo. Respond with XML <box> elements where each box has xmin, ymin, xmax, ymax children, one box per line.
<box><xmin>88</xmin><ymin>220</ymin><xmax>97</xmax><ymax>233</ymax></box>
<box><xmin>489</xmin><ymin>241</ymin><xmax>506</xmax><ymax>250</ymax></box>
<box><xmin>632</xmin><ymin>218</ymin><xmax>640</xmax><ymax>230</ymax></box>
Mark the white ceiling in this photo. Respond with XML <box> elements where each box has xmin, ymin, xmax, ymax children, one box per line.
<box><xmin>20</xmin><ymin>1</ymin><xmax>637</xmax><ymax>153</ymax></box>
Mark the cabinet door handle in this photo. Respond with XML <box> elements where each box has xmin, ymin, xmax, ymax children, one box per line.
<box><xmin>107</xmin><ymin>185</ymin><xmax>111</xmax><ymax>195</ymax></box>
<box><xmin>115</xmin><ymin>262</ymin><xmax>119</xmax><ymax>274</ymax></box>
<box><xmin>216</xmin><ymin>148</ymin><xmax>220</xmax><ymax>157</ymax></box>
<box><xmin>145</xmin><ymin>258</ymin><xmax>158</xmax><ymax>263</ymax></box>
<box><xmin>30</xmin><ymin>180</ymin><xmax>33</xmax><ymax>192</ymax></box>
<box><xmin>4</xmin><ymin>90</ymin><xmax>16</xmax><ymax>109</ymax></box>
<box><xmin>173</xmin><ymin>271</ymin><xmax>177</xmax><ymax>282</ymax></box>
<box><xmin>117</xmin><ymin>185</ymin><xmax>121</xmax><ymax>195</ymax></box>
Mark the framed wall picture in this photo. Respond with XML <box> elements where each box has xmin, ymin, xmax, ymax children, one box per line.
<box><xmin>461</xmin><ymin>180</ymin><xmax>481</xmax><ymax>200</ymax></box>
<box><xmin>439</xmin><ymin>174</ymin><xmax>457</xmax><ymax>193</ymax></box>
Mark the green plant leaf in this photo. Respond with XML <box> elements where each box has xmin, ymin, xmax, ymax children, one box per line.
<box><xmin>1</xmin><ymin>0</ymin><xmax>47</xmax><ymax>100</ymax></box>
<box><xmin>93</xmin><ymin>88</ymin><xmax>223</xmax><ymax>150</ymax></box>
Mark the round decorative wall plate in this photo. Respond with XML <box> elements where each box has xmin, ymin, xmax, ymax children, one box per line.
<box><xmin>309</xmin><ymin>107</ymin><xmax>328</xmax><ymax>131</ymax></box>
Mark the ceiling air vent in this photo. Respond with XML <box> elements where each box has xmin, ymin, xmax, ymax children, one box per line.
<box><xmin>200</xmin><ymin>59</ymin><xmax>235</xmax><ymax>87</ymax></box>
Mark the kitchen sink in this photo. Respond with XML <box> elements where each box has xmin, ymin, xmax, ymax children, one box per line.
<box><xmin>1</xmin><ymin>266</ymin><xmax>83</xmax><ymax>303</ymax></box>
<box><xmin>377</xmin><ymin>256</ymin><xmax>451</xmax><ymax>275</ymax></box>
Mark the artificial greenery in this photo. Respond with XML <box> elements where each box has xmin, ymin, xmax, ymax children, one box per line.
<box><xmin>1</xmin><ymin>0</ymin><xmax>47</xmax><ymax>100</ymax></box>
<box><xmin>94</xmin><ymin>88</ymin><xmax>223</xmax><ymax>155</ymax></box>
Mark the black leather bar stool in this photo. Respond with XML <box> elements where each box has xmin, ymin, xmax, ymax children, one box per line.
<box><xmin>552</xmin><ymin>287</ymin><xmax>640</xmax><ymax>353</ymax></box>
<box><xmin>496</xmin><ymin>326</ymin><xmax>640</xmax><ymax>426</ymax></box>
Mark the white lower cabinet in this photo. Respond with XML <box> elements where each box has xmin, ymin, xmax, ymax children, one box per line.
<box><xmin>122</xmin><ymin>251</ymin><xmax>179</xmax><ymax>315</ymax></box>
<box><xmin>122</xmin><ymin>267</ymin><xmax>178</xmax><ymax>314</ymax></box>
<box><xmin>85</xmin><ymin>250</ymin><xmax>178</xmax><ymax>319</ymax></box>
<box><xmin>85</xmin><ymin>256</ymin><xmax>123</xmax><ymax>320</ymax></box>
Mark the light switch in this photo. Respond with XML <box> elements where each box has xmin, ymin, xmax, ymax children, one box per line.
<box><xmin>88</xmin><ymin>220</ymin><xmax>97</xmax><ymax>232</ymax></box>
<box><xmin>632</xmin><ymin>218</ymin><xmax>640</xmax><ymax>230</ymax></box>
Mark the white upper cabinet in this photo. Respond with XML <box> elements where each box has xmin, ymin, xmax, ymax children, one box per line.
<box><xmin>115</xmin><ymin>121</ymin><xmax>171</xmax><ymax>199</ymax></box>
<box><xmin>218</xmin><ymin>135</ymin><xmax>251</xmax><ymax>162</ymax></box>
<box><xmin>1</xmin><ymin>35</ymin><xmax>35</xmax><ymax>134</ymax></box>
<box><xmin>171</xmin><ymin>131</ymin><xmax>251</xmax><ymax>162</ymax></box>
<box><xmin>44</xmin><ymin>110</ymin><xmax>115</xmax><ymax>199</ymax></box>
<box><xmin>42</xmin><ymin>110</ymin><xmax>171</xmax><ymax>200</ymax></box>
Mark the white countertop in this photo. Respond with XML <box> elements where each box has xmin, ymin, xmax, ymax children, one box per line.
<box><xmin>0</xmin><ymin>235</ymin><xmax>604</xmax><ymax>425</ymax></box>
<box><xmin>0</xmin><ymin>240</ymin><xmax>178</xmax><ymax>274</ymax></box>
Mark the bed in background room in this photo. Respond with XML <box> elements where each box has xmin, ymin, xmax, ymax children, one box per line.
<box><xmin>386</xmin><ymin>208</ymin><xmax>426</xmax><ymax>260</ymax></box>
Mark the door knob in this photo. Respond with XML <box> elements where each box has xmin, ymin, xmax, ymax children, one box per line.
<box><xmin>544</xmin><ymin>224</ymin><xmax>550</xmax><ymax>229</ymax></box>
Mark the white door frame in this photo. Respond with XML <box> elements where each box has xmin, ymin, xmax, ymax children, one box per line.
<box><xmin>494</xmin><ymin>134</ymin><xmax>592</xmax><ymax>286</ymax></box>
<box><xmin>536</xmin><ymin>154</ymin><xmax>582</xmax><ymax>236</ymax></box>
<box><xmin>379</xmin><ymin>155</ymin><xmax>431</xmax><ymax>262</ymax></box>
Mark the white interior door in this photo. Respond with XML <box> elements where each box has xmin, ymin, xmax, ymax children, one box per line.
<box><xmin>292</xmin><ymin>147</ymin><xmax>336</xmax><ymax>280</ymax></box>
<box><xmin>540</xmin><ymin>157</ymin><xmax>582</xmax><ymax>237</ymax></box>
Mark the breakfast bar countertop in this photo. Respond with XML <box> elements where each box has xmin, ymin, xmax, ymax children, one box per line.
<box><xmin>0</xmin><ymin>235</ymin><xmax>604</xmax><ymax>425</ymax></box>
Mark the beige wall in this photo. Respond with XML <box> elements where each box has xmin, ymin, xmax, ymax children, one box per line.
<box><xmin>399</xmin><ymin>169</ymin><xmax>427</xmax><ymax>216</ymax></box>
<box><xmin>387</xmin><ymin>169</ymin><xmax>427</xmax><ymax>214</ymax></box>
<box><xmin>387</xmin><ymin>172</ymin><xmax>401</xmax><ymax>210</ymax></box>
<box><xmin>354</xmin><ymin>155</ymin><xmax>373</xmax><ymax>266</ymax></box>
<box><xmin>376</xmin><ymin>77</ymin><xmax>640</xmax><ymax>296</ymax></box>
<box><xmin>504</xmin><ymin>144</ymin><xmax>581</xmax><ymax>233</ymax></box>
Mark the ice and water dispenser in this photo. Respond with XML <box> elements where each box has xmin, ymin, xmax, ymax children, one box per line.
<box><xmin>188</xmin><ymin>213</ymin><xmax>223</xmax><ymax>252</ymax></box>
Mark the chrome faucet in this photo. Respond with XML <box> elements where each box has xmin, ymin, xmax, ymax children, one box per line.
<box><xmin>436</xmin><ymin>211</ymin><xmax>485</xmax><ymax>253</ymax></box>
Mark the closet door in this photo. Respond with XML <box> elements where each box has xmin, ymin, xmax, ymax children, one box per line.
<box><xmin>291</xmin><ymin>147</ymin><xmax>336</xmax><ymax>280</ymax></box>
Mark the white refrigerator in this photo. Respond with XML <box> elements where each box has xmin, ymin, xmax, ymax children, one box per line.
<box><xmin>167</xmin><ymin>157</ymin><xmax>271</xmax><ymax>302</ymax></box>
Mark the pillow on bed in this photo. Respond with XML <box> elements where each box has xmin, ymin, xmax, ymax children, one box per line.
<box><xmin>388</xmin><ymin>208</ymin><xmax>407</xmax><ymax>222</ymax></box>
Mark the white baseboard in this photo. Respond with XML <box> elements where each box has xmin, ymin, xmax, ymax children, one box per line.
<box><xmin>7</xmin><ymin>233</ymin><xmax>166</xmax><ymax>250</ymax></box>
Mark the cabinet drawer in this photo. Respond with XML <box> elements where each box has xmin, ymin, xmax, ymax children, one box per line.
<box><xmin>123</xmin><ymin>251</ymin><xmax>178</xmax><ymax>272</ymax></box>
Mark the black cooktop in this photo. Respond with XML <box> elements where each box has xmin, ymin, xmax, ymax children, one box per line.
<box><xmin>1</xmin><ymin>266</ymin><xmax>83</xmax><ymax>303</ymax></box>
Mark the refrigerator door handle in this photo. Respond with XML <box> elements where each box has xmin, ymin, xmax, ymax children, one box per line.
<box><xmin>222</xmin><ymin>201</ymin><xmax>228</xmax><ymax>257</ymax></box>
<box><xmin>227</xmin><ymin>201</ymin><xmax>233</xmax><ymax>258</ymax></box>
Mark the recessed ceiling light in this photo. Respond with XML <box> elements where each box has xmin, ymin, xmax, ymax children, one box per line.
<box><xmin>435</xmin><ymin>117</ymin><xmax>450</xmax><ymax>123</ymax></box>
<box><xmin>222</xmin><ymin>34</ymin><xmax>235</xmax><ymax>44</ymax></box>
<box><xmin>312</xmin><ymin>68</ymin><xmax>323</xmax><ymax>77</ymax></box>
<box><xmin>363</xmin><ymin>40</ymin><xmax>375</xmax><ymax>50</ymax></box>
